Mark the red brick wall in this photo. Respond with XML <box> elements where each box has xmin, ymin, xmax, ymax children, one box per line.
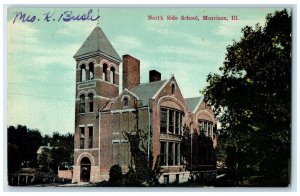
<box><xmin>122</xmin><ymin>55</ymin><xmax>140</xmax><ymax>90</ymax></box>
<box><xmin>58</xmin><ymin>170</ymin><xmax>73</xmax><ymax>179</ymax></box>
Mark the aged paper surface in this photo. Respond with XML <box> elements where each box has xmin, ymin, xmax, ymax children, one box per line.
<box><xmin>6</xmin><ymin>6</ymin><xmax>292</xmax><ymax>188</ymax></box>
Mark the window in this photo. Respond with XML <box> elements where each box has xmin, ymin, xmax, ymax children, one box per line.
<box><xmin>121</xmin><ymin>142</ymin><xmax>129</xmax><ymax>166</ymax></box>
<box><xmin>103</xmin><ymin>64</ymin><xmax>108</xmax><ymax>81</ymax></box>
<box><xmin>80</xmin><ymin>64</ymin><xmax>86</xmax><ymax>82</ymax></box>
<box><xmin>169</xmin><ymin>110</ymin><xmax>175</xmax><ymax>133</ymax></box>
<box><xmin>160</xmin><ymin>141</ymin><xmax>181</xmax><ymax>166</ymax></box>
<box><xmin>112</xmin><ymin>142</ymin><xmax>119</xmax><ymax>165</ymax></box>
<box><xmin>88</xmin><ymin>127</ymin><xmax>93</xmax><ymax>148</ymax></box>
<box><xmin>80</xmin><ymin>127</ymin><xmax>85</xmax><ymax>149</ymax></box>
<box><xmin>88</xmin><ymin>93</ymin><xmax>94</xmax><ymax>112</ymax></box>
<box><xmin>175</xmin><ymin>143</ymin><xmax>180</xmax><ymax>165</ymax></box>
<box><xmin>176</xmin><ymin>174</ymin><xmax>180</xmax><ymax>184</ymax></box>
<box><xmin>89</xmin><ymin>63</ymin><xmax>94</xmax><ymax>80</ymax></box>
<box><xmin>198</xmin><ymin>120</ymin><xmax>213</xmax><ymax>137</ymax></box>
<box><xmin>80</xmin><ymin>95</ymin><xmax>85</xmax><ymax>113</ymax></box>
<box><xmin>168</xmin><ymin>142</ymin><xmax>174</xmax><ymax>165</ymax></box>
<box><xmin>110</xmin><ymin>67</ymin><xmax>115</xmax><ymax>84</ymax></box>
<box><xmin>160</xmin><ymin>142</ymin><xmax>167</xmax><ymax>166</ymax></box>
<box><xmin>175</xmin><ymin>112</ymin><xmax>180</xmax><ymax>135</ymax></box>
<box><xmin>160</xmin><ymin>109</ymin><xmax>167</xmax><ymax>133</ymax></box>
<box><xmin>123</xmin><ymin>97</ymin><xmax>128</xmax><ymax>107</ymax></box>
<box><xmin>204</xmin><ymin>122</ymin><xmax>208</xmax><ymax>136</ymax></box>
<box><xmin>171</xmin><ymin>83</ymin><xmax>175</xmax><ymax>94</ymax></box>
<box><xmin>160</xmin><ymin>108</ymin><xmax>183</xmax><ymax>135</ymax></box>
<box><xmin>163</xmin><ymin>175</ymin><xmax>169</xmax><ymax>184</ymax></box>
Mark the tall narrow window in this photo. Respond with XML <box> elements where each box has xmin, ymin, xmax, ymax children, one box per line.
<box><xmin>171</xmin><ymin>83</ymin><xmax>175</xmax><ymax>94</ymax></box>
<box><xmin>160</xmin><ymin>142</ymin><xmax>167</xmax><ymax>166</ymax></box>
<box><xmin>103</xmin><ymin>64</ymin><xmax>108</xmax><ymax>81</ymax></box>
<box><xmin>88</xmin><ymin>93</ymin><xmax>93</xmax><ymax>112</ymax></box>
<box><xmin>179</xmin><ymin>113</ymin><xmax>183</xmax><ymax>135</ymax></box>
<box><xmin>204</xmin><ymin>122</ymin><xmax>208</xmax><ymax>136</ymax></box>
<box><xmin>207</xmin><ymin>123</ymin><xmax>211</xmax><ymax>137</ymax></box>
<box><xmin>89</xmin><ymin>63</ymin><xmax>94</xmax><ymax>80</ymax></box>
<box><xmin>122</xmin><ymin>142</ymin><xmax>129</xmax><ymax>166</ymax></box>
<box><xmin>88</xmin><ymin>127</ymin><xmax>93</xmax><ymax>148</ymax></box>
<box><xmin>80</xmin><ymin>64</ymin><xmax>86</xmax><ymax>82</ymax></box>
<box><xmin>110</xmin><ymin>67</ymin><xmax>115</xmax><ymax>84</ymax></box>
<box><xmin>175</xmin><ymin>112</ymin><xmax>180</xmax><ymax>135</ymax></box>
<box><xmin>160</xmin><ymin>109</ymin><xmax>167</xmax><ymax>133</ymax></box>
<box><xmin>175</xmin><ymin>143</ymin><xmax>180</xmax><ymax>165</ymax></box>
<box><xmin>168</xmin><ymin>142</ymin><xmax>174</xmax><ymax>165</ymax></box>
<box><xmin>112</xmin><ymin>142</ymin><xmax>119</xmax><ymax>165</ymax></box>
<box><xmin>80</xmin><ymin>95</ymin><xmax>85</xmax><ymax>113</ymax></box>
<box><xmin>80</xmin><ymin>127</ymin><xmax>85</xmax><ymax>149</ymax></box>
<box><xmin>169</xmin><ymin>110</ymin><xmax>175</xmax><ymax>133</ymax></box>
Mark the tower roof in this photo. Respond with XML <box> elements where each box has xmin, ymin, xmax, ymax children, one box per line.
<box><xmin>73</xmin><ymin>26</ymin><xmax>121</xmax><ymax>62</ymax></box>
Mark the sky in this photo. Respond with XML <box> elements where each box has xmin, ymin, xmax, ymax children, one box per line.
<box><xmin>7</xmin><ymin>7</ymin><xmax>286</xmax><ymax>135</ymax></box>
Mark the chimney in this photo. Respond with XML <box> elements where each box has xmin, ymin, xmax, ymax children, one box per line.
<box><xmin>123</xmin><ymin>55</ymin><xmax>140</xmax><ymax>90</ymax></box>
<box><xmin>149</xmin><ymin>70</ymin><xmax>161</xmax><ymax>82</ymax></box>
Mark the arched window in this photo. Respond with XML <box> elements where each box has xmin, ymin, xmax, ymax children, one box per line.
<box><xmin>88</xmin><ymin>93</ymin><xmax>94</xmax><ymax>112</ymax></box>
<box><xmin>80</xmin><ymin>64</ymin><xmax>86</xmax><ymax>82</ymax></box>
<box><xmin>171</xmin><ymin>83</ymin><xmax>175</xmax><ymax>94</ymax></box>
<box><xmin>123</xmin><ymin>97</ymin><xmax>128</xmax><ymax>107</ymax></box>
<box><xmin>80</xmin><ymin>94</ymin><xmax>85</xmax><ymax>113</ymax></box>
<box><xmin>89</xmin><ymin>63</ymin><xmax>94</xmax><ymax>80</ymax></box>
<box><xmin>110</xmin><ymin>67</ymin><xmax>115</xmax><ymax>84</ymax></box>
<box><xmin>103</xmin><ymin>64</ymin><xmax>108</xmax><ymax>81</ymax></box>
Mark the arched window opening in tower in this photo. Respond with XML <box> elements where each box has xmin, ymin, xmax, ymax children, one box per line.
<box><xmin>103</xmin><ymin>64</ymin><xmax>108</xmax><ymax>81</ymax></box>
<box><xmin>110</xmin><ymin>67</ymin><xmax>115</xmax><ymax>84</ymax></box>
<box><xmin>81</xmin><ymin>64</ymin><xmax>86</xmax><ymax>82</ymax></box>
<box><xmin>89</xmin><ymin>62</ymin><xmax>94</xmax><ymax>80</ymax></box>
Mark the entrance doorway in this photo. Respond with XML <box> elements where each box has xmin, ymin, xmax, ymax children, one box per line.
<box><xmin>80</xmin><ymin>157</ymin><xmax>91</xmax><ymax>182</ymax></box>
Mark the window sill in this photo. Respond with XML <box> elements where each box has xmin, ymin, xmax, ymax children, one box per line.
<box><xmin>160</xmin><ymin>165</ymin><xmax>183</xmax><ymax>168</ymax></box>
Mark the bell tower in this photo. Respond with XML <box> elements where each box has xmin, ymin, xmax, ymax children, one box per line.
<box><xmin>72</xmin><ymin>26</ymin><xmax>122</xmax><ymax>183</ymax></box>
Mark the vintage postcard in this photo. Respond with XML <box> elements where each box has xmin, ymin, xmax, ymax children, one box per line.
<box><xmin>6</xmin><ymin>6</ymin><xmax>293</xmax><ymax>189</ymax></box>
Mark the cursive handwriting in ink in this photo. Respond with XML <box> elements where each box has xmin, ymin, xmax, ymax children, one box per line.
<box><xmin>58</xmin><ymin>9</ymin><xmax>100</xmax><ymax>22</ymax></box>
<box><xmin>13</xmin><ymin>11</ymin><xmax>36</xmax><ymax>24</ymax></box>
<box><xmin>12</xmin><ymin>9</ymin><xmax>100</xmax><ymax>24</ymax></box>
<box><xmin>43</xmin><ymin>11</ymin><xmax>55</xmax><ymax>22</ymax></box>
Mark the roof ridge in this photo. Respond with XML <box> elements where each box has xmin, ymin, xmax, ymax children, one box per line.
<box><xmin>137</xmin><ymin>79</ymin><xmax>167</xmax><ymax>86</ymax></box>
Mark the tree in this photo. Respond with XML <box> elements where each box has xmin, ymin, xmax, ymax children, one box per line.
<box><xmin>7</xmin><ymin>143</ymin><xmax>21</xmax><ymax>173</ymax></box>
<box><xmin>181</xmin><ymin>125</ymin><xmax>216</xmax><ymax>175</ymax></box>
<box><xmin>121</xmin><ymin>100</ymin><xmax>161</xmax><ymax>186</ymax></box>
<box><xmin>7</xmin><ymin>125</ymin><xmax>74</xmax><ymax>173</ymax></box>
<box><xmin>202</xmin><ymin>9</ymin><xmax>291</xmax><ymax>186</ymax></box>
<box><xmin>7</xmin><ymin>125</ymin><xmax>43</xmax><ymax>168</ymax></box>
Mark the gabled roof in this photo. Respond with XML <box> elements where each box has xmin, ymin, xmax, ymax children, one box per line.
<box><xmin>73</xmin><ymin>26</ymin><xmax>121</xmax><ymax>61</ymax></box>
<box><xmin>131</xmin><ymin>79</ymin><xmax>168</xmax><ymax>106</ymax></box>
<box><xmin>185</xmin><ymin>96</ymin><xmax>203</xmax><ymax>113</ymax></box>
